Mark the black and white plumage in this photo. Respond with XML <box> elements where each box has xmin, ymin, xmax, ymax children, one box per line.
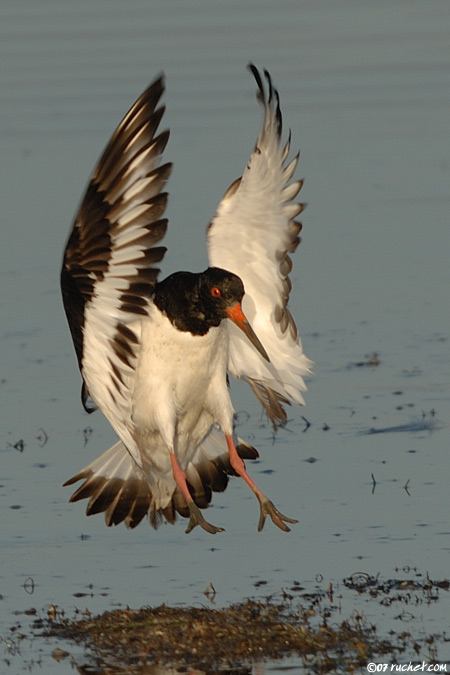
<box><xmin>61</xmin><ymin>65</ymin><xmax>312</xmax><ymax>534</ymax></box>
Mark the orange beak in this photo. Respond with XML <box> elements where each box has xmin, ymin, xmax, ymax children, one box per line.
<box><xmin>226</xmin><ymin>303</ymin><xmax>270</xmax><ymax>362</ymax></box>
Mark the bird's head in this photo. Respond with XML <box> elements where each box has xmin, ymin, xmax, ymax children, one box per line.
<box><xmin>200</xmin><ymin>267</ymin><xmax>270</xmax><ymax>362</ymax></box>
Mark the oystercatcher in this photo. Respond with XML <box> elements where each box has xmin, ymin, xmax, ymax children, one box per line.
<box><xmin>61</xmin><ymin>65</ymin><xmax>312</xmax><ymax>534</ymax></box>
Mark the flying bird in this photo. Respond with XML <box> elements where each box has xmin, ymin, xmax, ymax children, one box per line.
<box><xmin>61</xmin><ymin>65</ymin><xmax>312</xmax><ymax>534</ymax></box>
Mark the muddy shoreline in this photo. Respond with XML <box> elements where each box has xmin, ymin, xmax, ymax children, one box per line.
<box><xmin>39</xmin><ymin>574</ymin><xmax>448</xmax><ymax>673</ymax></box>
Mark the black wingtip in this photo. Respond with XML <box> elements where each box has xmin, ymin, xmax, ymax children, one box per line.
<box><xmin>140</xmin><ymin>72</ymin><xmax>166</xmax><ymax>111</ymax></box>
<box><xmin>263</xmin><ymin>68</ymin><xmax>273</xmax><ymax>101</ymax></box>
<box><xmin>247</xmin><ymin>62</ymin><xmax>264</xmax><ymax>102</ymax></box>
<box><xmin>247</xmin><ymin>63</ymin><xmax>282</xmax><ymax>136</ymax></box>
<box><xmin>149</xmin><ymin>70</ymin><xmax>165</xmax><ymax>90</ymax></box>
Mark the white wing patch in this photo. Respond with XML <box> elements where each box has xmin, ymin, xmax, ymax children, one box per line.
<box><xmin>207</xmin><ymin>66</ymin><xmax>312</xmax><ymax>426</ymax></box>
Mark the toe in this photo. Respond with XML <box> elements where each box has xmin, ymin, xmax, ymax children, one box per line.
<box><xmin>185</xmin><ymin>502</ymin><xmax>224</xmax><ymax>534</ymax></box>
<box><xmin>258</xmin><ymin>499</ymin><xmax>298</xmax><ymax>533</ymax></box>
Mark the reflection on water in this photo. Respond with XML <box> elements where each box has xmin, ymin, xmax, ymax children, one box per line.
<box><xmin>1</xmin><ymin>0</ymin><xmax>450</xmax><ymax>673</ymax></box>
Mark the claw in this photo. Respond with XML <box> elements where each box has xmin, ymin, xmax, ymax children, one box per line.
<box><xmin>257</xmin><ymin>498</ymin><xmax>298</xmax><ymax>533</ymax></box>
<box><xmin>185</xmin><ymin>502</ymin><xmax>224</xmax><ymax>534</ymax></box>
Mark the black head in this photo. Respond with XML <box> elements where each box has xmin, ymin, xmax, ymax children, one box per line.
<box><xmin>154</xmin><ymin>267</ymin><xmax>244</xmax><ymax>335</ymax></box>
<box><xmin>198</xmin><ymin>267</ymin><xmax>247</xmax><ymax>323</ymax></box>
<box><xmin>154</xmin><ymin>266</ymin><xmax>269</xmax><ymax>360</ymax></box>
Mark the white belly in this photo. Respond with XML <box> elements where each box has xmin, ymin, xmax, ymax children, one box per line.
<box><xmin>132</xmin><ymin>309</ymin><xmax>234</xmax><ymax>473</ymax></box>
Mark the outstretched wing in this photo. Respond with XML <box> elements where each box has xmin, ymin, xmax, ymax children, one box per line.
<box><xmin>207</xmin><ymin>65</ymin><xmax>312</xmax><ymax>427</ymax></box>
<box><xmin>61</xmin><ymin>75</ymin><xmax>171</xmax><ymax>459</ymax></box>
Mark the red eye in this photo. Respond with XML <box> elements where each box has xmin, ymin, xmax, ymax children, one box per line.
<box><xmin>211</xmin><ymin>286</ymin><xmax>221</xmax><ymax>298</ymax></box>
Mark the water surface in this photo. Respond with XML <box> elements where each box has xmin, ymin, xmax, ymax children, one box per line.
<box><xmin>1</xmin><ymin>1</ymin><xmax>449</xmax><ymax>672</ymax></box>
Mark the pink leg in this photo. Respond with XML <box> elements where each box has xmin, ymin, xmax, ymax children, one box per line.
<box><xmin>225</xmin><ymin>434</ymin><xmax>298</xmax><ymax>532</ymax></box>
<box><xmin>169</xmin><ymin>451</ymin><xmax>224</xmax><ymax>534</ymax></box>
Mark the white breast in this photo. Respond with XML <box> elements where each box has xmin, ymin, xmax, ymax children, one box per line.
<box><xmin>132</xmin><ymin>308</ymin><xmax>234</xmax><ymax>471</ymax></box>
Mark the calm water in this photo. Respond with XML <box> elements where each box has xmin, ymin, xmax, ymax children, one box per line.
<box><xmin>1</xmin><ymin>1</ymin><xmax>449</xmax><ymax>672</ymax></box>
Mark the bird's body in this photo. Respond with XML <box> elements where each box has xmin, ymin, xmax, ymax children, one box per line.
<box><xmin>131</xmin><ymin>296</ymin><xmax>232</xmax><ymax>476</ymax></box>
<box><xmin>61</xmin><ymin>65</ymin><xmax>312</xmax><ymax>533</ymax></box>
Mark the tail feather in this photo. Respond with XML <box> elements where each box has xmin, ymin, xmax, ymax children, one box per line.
<box><xmin>64</xmin><ymin>430</ymin><xmax>259</xmax><ymax>530</ymax></box>
<box><xmin>87</xmin><ymin>477</ymin><xmax>125</xmax><ymax>515</ymax></box>
<box><xmin>124</xmin><ymin>478</ymin><xmax>154</xmax><ymax>528</ymax></box>
<box><xmin>106</xmin><ymin>477</ymin><xmax>152</xmax><ymax>528</ymax></box>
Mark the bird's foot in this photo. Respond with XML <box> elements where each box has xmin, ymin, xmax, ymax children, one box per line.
<box><xmin>185</xmin><ymin>502</ymin><xmax>224</xmax><ymax>535</ymax></box>
<box><xmin>257</xmin><ymin>497</ymin><xmax>298</xmax><ymax>533</ymax></box>
<box><xmin>225</xmin><ymin>433</ymin><xmax>297</xmax><ymax>533</ymax></box>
